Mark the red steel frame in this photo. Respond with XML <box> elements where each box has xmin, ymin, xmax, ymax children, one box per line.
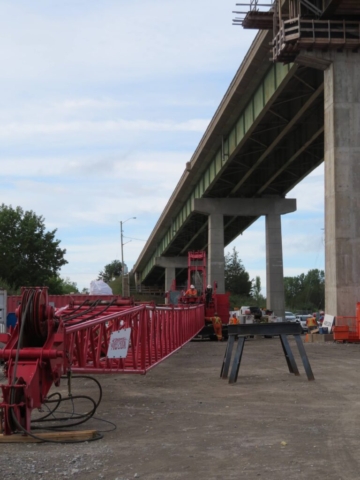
<box><xmin>65</xmin><ymin>303</ymin><xmax>204</xmax><ymax>374</ymax></box>
<box><xmin>187</xmin><ymin>250</ymin><xmax>207</xmax><ymax>295</ymax></box>
<box><xmin>0</xmin><ymin>288</ymin><xmax>205</xmax><ymax>435</ymax></box>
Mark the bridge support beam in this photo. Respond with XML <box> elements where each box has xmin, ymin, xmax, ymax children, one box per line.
<box><xmin>193</xmin><ymin>198</ymin><xmax>296</xmax><ymax>317</ymax></box>
<box><xmin>324</xmin><ymin>53</ymin><xmax>360</xmax><ymax>316</ymax></box>
<box><xmin>155</xmin><ymin>256</ymin><xmax>188</xmax><ymax>303</ymax></box>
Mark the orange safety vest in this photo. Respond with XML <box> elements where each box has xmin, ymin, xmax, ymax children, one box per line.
<box><xmin>185</xmin><ymin>288</ymin><xmax>197</xmax><ymax>296</ymax></box>
<box><xmin>212</xmin><ymin>316</ymin><xmax>222</xmax><ymax>340</ymax></box>
<box><xmin>229</xmin><ymin>316</ymin><xmax>239</xmax><ymax>325</ymax></box>
<box><xmin>307</xmin><ymin>316</ymin><xmax>317</xmax><ymax>328</ymax></box>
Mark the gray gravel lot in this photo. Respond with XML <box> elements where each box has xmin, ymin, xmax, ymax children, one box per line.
<box><xmin>1</xmin><ymin>337</ymin><xmax>360</xmax><ymax>480</ymax></box>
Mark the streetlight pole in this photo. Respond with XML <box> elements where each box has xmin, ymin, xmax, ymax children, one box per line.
<box><xmin>120</xmin><ymin>217</ymin><xmax>136</xmax><ymax>296</ymax></box>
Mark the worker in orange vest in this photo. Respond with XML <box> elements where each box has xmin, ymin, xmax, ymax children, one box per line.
<box><xmin>229</xmin><ymin>313</ymin><xmax>239</xmax><ymax>325</ymax></box>
<box><xmin>211</xmin><ymin>312</ymin><xmax>223</xmax><ymax>341</ymax></box>
<box><xmin>185</xmin><ymin>285</ymin><xmax>197</xmax><ymax>297</ymax></box>
<box><xmin>307</xmin><ymin>314</ymin><xmax>318</xmax><ymax>332</ymax></box>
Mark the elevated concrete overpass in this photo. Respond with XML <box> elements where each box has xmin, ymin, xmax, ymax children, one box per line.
<box><xmin>134</xmin><ymin>0</ymin><xmax>360</xmax><ymax>318</ymax></box>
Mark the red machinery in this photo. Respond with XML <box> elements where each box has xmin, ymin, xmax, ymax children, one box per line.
<box><xmin>0</xmin><ymin>287</ymin><xmax>204</xmax><ymax>438</ymax></box>
<box><xmin>177</xmin><ymin>251</ymin><xmax>230</xmax><ymax>336</ymax></box>
<box><xmin>333</xmin><ymin>302</ymin><xmax>360</xmax><ymax>343</ymax></box>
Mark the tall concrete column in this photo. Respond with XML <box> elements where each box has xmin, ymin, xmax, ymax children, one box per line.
<box><xmin>208</xmin><ymin>213</ymin><xmax>225</xmax><ymax>293</ymax></box>
<box><xmin>193</xmin><ymin>198</ymin><xmax>296</xmax><ymax>300</ymax></box>
<box><xmin>324</xmin><ymin>52</ymin><xmax>360</xmax><ymax>316</ymax></box>
<box><xmin>266</xmin><ymin>213</ymin><xmax>285</xmax><ymax>321</ymax></box>
<box><xmin>164</xmin><ymin>266</ymin><xmax>176</xmax><ymax>293</ymax></box>
<box><xmin>155</xmin><ymin>256</ymin><xmax>188</xmax><ymax>303</ymax></box>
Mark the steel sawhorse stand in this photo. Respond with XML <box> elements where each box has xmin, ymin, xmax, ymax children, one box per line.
<box><xmin>220</xmin><ymin>322</ymin><xmax>314</xmax><ymax>384</ymax></box>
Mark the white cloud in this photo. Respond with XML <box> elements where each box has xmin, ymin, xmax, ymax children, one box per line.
<box><xmin>0</xmin><ymin>1</ymin><xmax>256</xmax><ymax>85</ymax></box>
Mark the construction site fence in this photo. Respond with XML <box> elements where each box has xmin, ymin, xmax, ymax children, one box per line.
<box><xmin>334</xmin><ymin>303</ymin><xmax>360</xmax><ymax>342</ymax></box>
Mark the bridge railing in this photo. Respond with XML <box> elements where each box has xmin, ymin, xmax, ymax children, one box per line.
<box><xmin>273</xmin><ymin>18</ymin><xmax>360</xmax><ymax>61</ymax></box>
<box><xmin>233</xmin><ymin>0</ymin><xmax>274</xmax><ymax>26</ymax></box>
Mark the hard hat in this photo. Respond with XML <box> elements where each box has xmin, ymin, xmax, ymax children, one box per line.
<box><xmin>207</xmin><ymin>284</ymin><xmax>212</xmax><ymax>288</ymax></box>
<box><xmin>190</xmin><ymin>285</ymin><xmax>195</xmax><ymax>288</ymax></box>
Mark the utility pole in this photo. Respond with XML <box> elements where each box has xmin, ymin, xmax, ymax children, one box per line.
<box><xmin>120</xmin><ymin>217</ymin><xmax>136</xmax><ymax>296</ymax></box>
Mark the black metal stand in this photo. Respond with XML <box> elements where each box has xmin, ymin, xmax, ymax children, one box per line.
<box><xmin>220</xmin><ymin>322</ymin><xmax>314</xmax><ymax>383</ymax></box>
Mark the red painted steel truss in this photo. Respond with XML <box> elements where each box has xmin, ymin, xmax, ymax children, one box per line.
<box><xmin>64</xmin><ymin>302</ymin><xmax>205</xmax><ymax>374</ymax></box>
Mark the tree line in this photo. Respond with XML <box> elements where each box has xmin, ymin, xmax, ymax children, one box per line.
<box><xmin>224</xmin><ymin>247</ymin><xmax>324</xmax><ymax>311</ymax></box>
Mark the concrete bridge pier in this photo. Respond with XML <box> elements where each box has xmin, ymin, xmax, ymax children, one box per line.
<box><xmin>266</xmin><ymin>212</ymin><xmax>286</xmax><ymax>321</ymax></box>
<box><xmin>296</xmin><ymin>51</ymin><xmax>360</xmax><ymax>317</ymax></box>
<box><xmin>193</xmin><ymin>198</ymin><xmax>296</xmax><ymax>319</ymax></box>
<box><xmin>155</xmin><ymin>256</ymin><xmax>188</xmax><ymax>303</ymax></box>
<box><xmin>208</xmin><ymin>213</ymin><xmax>225</xmax><ymax>294</ymax></box>
<box><xmin>324</xmin><ymin>52</ymin><xmax>360</xmax><ymax>317</ymax></box>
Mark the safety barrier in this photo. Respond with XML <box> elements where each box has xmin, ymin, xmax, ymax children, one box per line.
<box><xmin>334</xmin><ymin>303</ymin><xmax>360</xmax><ymax>343</ymax></box>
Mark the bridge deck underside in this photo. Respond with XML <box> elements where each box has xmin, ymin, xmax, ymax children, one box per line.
<box><xmin>145</xmin><ymin>66</ymin><xmax>324</xmax><ymax>286</ymax></box>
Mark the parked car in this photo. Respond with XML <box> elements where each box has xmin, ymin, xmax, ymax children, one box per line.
<box><xmin>285</xmin><ymin>311</ymin><xmax>296</xmax><ymax>322</ymax></box>
<box><xmin>295</xmin><ymin>314</ymin><xmax>312</xmax><ymax>333</ymax></box>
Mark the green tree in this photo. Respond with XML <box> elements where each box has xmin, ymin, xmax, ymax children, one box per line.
<box><xmin>0</xmin><ymin>277</ymin><xmax>20</xmax><ymax>295</ymax></box>
<box><xmin>98</xmin><ymin>260</ymin><xmax>122</xmax><ymax>283</ymax></box>
<box><xmin>284</xmin><ymin>269</ymin><xmax>325</xmax><ymax>311</ymax></box>
<box><xmin>251</xmin><ymin>275</ymin><xmax>266</xmax><ymax>305</ymax></box>
<box><xmin>0</xmin><ymin>204</ymin><xmax>67</xmax><ymax>288</ymax></box>
<box><xmin>46</xmin><ymin>276</ymin><xmax>79</xmax><ymax>295</ymax></box>
<box><xmin>224</xmin><ymin>247</ymin><xmax>252</xmax><ymax>296</ymax></box>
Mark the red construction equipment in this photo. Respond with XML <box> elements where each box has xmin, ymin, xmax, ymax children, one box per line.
<box><xmin>333</xmin><ymin>302</ymin><xmax>360</xmax><ymax>343</ymax></box>
<box><xmin>0</xmin><ymin>287</ymin><xmax>204</xmax><ymax>437</ymax></box>
<box><xmin>176</xmin><ymin>251</ymin><xmax>230</xmax><ymax>338</ymax></box>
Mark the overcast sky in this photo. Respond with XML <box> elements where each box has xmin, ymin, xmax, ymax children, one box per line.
<box><xmin>0</xmin><ymin>0</ymin><xmax>324</xmax><ymax>293</ymax></box>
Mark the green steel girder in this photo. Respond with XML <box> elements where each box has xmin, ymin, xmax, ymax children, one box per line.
<box><xmin>140</xmin><ymin>62</ymin><xmax>295</xmax><ymax>282</ymax></box>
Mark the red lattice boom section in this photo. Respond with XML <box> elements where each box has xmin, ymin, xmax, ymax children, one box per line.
<box><xmin>63</xmin><ymin>303</ymin><xmax>204</xmax><ymax>374</ymax></box>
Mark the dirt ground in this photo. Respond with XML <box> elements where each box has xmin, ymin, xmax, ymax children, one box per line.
<box><xmin>1</xmin><ymin>337</ymin><xmax>360</xmax><ymax>480</ymax></box>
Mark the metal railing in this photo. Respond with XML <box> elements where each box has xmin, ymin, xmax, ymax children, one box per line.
<box><xmin>233</xmin><ymin>0</ymin><xmax>274</xmax><ymax>26</ymax></box>
<box><xmin>273</xmin><ymin>18</ymin><xmax>360</xmax><ymax>61</ymax></box>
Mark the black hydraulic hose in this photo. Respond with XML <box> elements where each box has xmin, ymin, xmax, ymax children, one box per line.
<box><xmin>31</xmin><ymin>392</ymin><xmax>62</xmax><ymax>422</ymax></box>
<box><xmin>10</xmin><ymin>408</ymin><xmax>103</xmax><ymax>443</ymax></box>
<box><xmin>60</xmin><ymin>299</ymin><xmax>101</xmax><ymax>322</ymax></box>
<box><xmin>62</xmin><ymin>298</ymin><xmax>118</xmax><ymax>327</ymax></box>
<box><xmin>32</xmin><ymin>376</ymin><xmax>103</xmax><ymax>427</ymax></box>
<box><xmin>31</xmin><ymin>394</ymin><xmax>98</xmax><ymax>429</ymax></box>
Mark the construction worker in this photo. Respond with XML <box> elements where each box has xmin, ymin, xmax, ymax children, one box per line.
<box><xmin>185</xmin><ymin>285</ymin><xmax>197</xmax><ymax>297</ymax></box>
<box><xmin>211</xmin><ymin>312</ymin><xmax>223</xmax><ymax>341</ymax></box>
<box><xmin>205</xmin><ymin>284</ymin><xmax>213</xmax><ymax>307</ymax></box>
<box><xmin>229</xmin><ymin>313</ymin><xmax>239</xmax><ymax>325</ymax></box>
<box><xmin>307</xmin><ymin>314</ymin><xmax>318</xmax><ymax>332</ymax></box>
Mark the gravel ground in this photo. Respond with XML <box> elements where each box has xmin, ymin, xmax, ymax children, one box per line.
<box><xmin>1</xmin><ymin>337</ymin><xmax>360</xmax><ymax>480</ymax></box>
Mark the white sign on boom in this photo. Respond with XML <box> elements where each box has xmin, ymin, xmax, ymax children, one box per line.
<box><xmin>107</xmin><ymin>328</ymin><xmax>131</xmax><ymax>359</ymax></box>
